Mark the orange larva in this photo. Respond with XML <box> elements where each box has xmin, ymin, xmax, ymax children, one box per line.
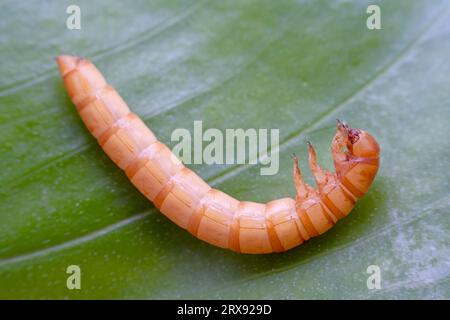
<box><xmin>56</xmin><ymin>55</ymin><xmax>381</xmax><ymax>254</ymax></box>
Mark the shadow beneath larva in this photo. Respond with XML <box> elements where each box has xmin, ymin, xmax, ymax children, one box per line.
<box><xmin>135</xmin><ymin>178</ymin><xmax>390</xmax><ymax>282</ymax></box>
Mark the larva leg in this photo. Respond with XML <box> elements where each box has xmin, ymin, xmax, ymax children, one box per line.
<box><xmin>307</xmin><ymin>141</ymin><xmax>352</xmax><ymax>226</ymax></box>
<box><xmin>307</xmin><ymin>142</ymin><xmax>347</xmax><ymax>222</ymax></box>
<box><xmin>292</xmin><ymin>154</ymin><xmax>329</xmax><ymax>237</ymax></box>
<box><xmin>307</xmin><ymin>142</ymin><xmax>330</xmax><ymax>190</ymax></box>
<box><xmin>292</xmin><ymin>154</ymin><xmax>313</xmax><ymax>200</ymax></box>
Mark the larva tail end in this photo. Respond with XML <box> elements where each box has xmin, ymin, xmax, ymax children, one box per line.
<box><xmin>56</xmin><ymin>55</ymin><xmax>83</xmax><ymax>76</ymax></box>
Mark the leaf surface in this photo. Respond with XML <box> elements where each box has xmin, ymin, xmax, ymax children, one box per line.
<box><xmin>0</xmin><ymin>0</ymin><xmax>449</xmax><ymax>299</ymax></box>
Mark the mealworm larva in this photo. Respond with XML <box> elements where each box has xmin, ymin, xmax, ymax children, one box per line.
<box><xmin>56</xmin><ymin>55</ymin><xmax>380</xmax><ymax>254</ymax></box>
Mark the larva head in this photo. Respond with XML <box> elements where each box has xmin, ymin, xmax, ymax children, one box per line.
<box><xmin>337</xmin><ymin>120</ymin><xmax>380</xmax><ymax>158</ymax></box>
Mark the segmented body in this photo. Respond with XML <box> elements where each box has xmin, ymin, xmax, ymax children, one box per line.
<box><xmin>56</xmin><ymin>55</ymin><xmax>380</xmax><ymax>254</ymax></box>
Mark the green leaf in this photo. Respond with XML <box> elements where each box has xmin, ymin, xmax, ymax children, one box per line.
<box><xmin>1</xmin><ymin>0</ymin><xmax>449</xmax><ymax>299</ymax></box>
